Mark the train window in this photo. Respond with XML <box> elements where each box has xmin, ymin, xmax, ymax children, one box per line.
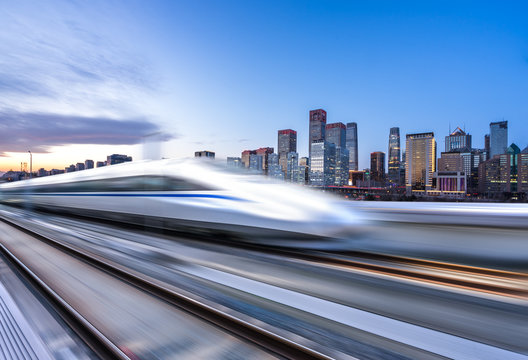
<box><xmin>6</xmin><ymin>175</ymin><xmax>213</xmax><ymax>193</ymax></box>
<box><xmin>165</xmin><ymin>177</ymin><xmax>210</xmax><ymax>191</ymax></box>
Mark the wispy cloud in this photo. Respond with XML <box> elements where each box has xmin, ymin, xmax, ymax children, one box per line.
<box><xmin>0</xmin><ymin>111</ymin><xmax>174</xmax><ymax>156</ymax></box>
<box><xmin>0</xmin><ymin>1</ymin><xmax>158</xmax><ymax>118</ymax></box>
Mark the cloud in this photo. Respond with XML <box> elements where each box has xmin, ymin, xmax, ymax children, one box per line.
<box><xmin>0</xmin><ymin>1</ymin><xmax>159</xmax><ymax>117</ymax></box>
<box><xmin>0</xmin><ymin>111</ymin><xmax>175</xmax><ymax>156</ymax></box>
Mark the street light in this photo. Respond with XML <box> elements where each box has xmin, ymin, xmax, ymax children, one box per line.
<box><xmin>28</xmin><ymin>150</ymin><xmax>32</xmax><ymax>178</ymax></box>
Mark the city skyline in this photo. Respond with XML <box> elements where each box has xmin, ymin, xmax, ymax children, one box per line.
<box><xmin>1</xmin><ymin>1</ymin><xmax>528</xmax><ymax>172</ymax></box>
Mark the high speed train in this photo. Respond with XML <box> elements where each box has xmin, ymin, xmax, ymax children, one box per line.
<box><xmin>0</xmin><ymin>159</ymin><xmax>363</xmax><ymax>247</ymax></box>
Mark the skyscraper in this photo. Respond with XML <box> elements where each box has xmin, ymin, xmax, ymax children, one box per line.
<box><xmin>278</xmin><ymin>129</ymin><xmax>297</xmax><ymax>177</ymax></box>
<box><xmin>298</xmin><ymin>157</ymin><xmax>309</xmax><ymax>184</ymax></box>
<box><xmin>388</xmin><ymin>127</ymin><xmax>400</xmax><ymax>184</ymax></box>
<box><xmin>489</xmin><ymin>121</ymin><xmax>508</xmax><ymax>158</ymax></box>
<box><xmin>484</xmin><ymin>134</ymin><xmax>490</xmax><ymax>160</ymax></box>
<box><xmin>286</xmin><ymin>152</ymin><xmax>299</xmax><ymax>182</ymax></box>
<box><xmin>309</xmin><ymin>109</ymin><xmax>327</xmax><ymax>160</ymax></box>
<box><xmin>326</xmin><ymin>122</ymin><xmax>349</xmax><ymax>185</ymax></box>
<box><xmin>249</xmin><ymin>154</ymin><xmax>263</xmax><ymax>173</ymax></box>
<box><xmin>325</xmin><ymin>123</ymin><xmax>346</xmax><ymax>148</ymax></box>
<box><xmin>267</xmin><ymin>153</ymin><xmax>284</xmax><ymax>179</ymax></box>
<box><xmin>241</xmin><ymin>150</ymin><xmax>256</xmax><ymax>168</ymax></box>
<box><xmin>256</xmin><ymin>147</ymin><xmax>274</xmax><ymax>174</ymax></box>
<box><xmin>346</xmin><ymin>122</ymin><xmax>358</xmax><ymax>171</ymax></box>
<box><xmin>370</xmin><ymin>152</ymin><xmax>385</xmax><ymax>183</ymax></box>
<box><xmin>334</xmin><ymin>147</ymin><xmax>349</xmax><ymax>186</ymax></box>
<box><xmin>445</xmin><ymin>127</ymin><xmax>472</xmax><ymax>152</ymax></box>
<box><xmin>405</xmin><ymin>132</ymin><xmax>437</xmax><ymax>193</ymax></box>
<box><xmin>309</xmin><ymin>140</ymin><xmax>336</xmax><ymax>186</ymax></box>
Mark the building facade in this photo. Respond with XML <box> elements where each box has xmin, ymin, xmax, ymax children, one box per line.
<box><xmin>309</xmin><ymin>109</ymin><xmax>327</xmax><ymax>160</ymax></box>
<box><xmin>195</xmin><ymin>151</ymin><xmax>215</xmax><ymax>159</ymax></box>
<box><xmin>346</xmin><ymin>122</ymin><xmax>358</xmax><ymax>171</ymax></box>
<box><xmin>278</xmin><ymin>129</ymin><xmax>297</xmax><ymax>177</ymax></box>
<box><xmin>388</xmin><ymin>127</ymin><xmax>400</xmax><ymax>184</ymax></box>
<box><xmin>298</xmin><ymin>157</ymin><xmax>309</xmax><ymax>184</ymax></box>
<box><xmin>84</xmin><ymin>159</ymin><xmax>94</xmax><ymax>169</ymax></box>
<box><xmin>267</xmin><ymin>153</ymin><xmax>284</xmax><ymax>179</ymax></box>
<box><xmin>370</xmin><ymin>152</ymin><xmax>386</xmax><ymax>183</ymax></box>
<box><xmin>405</xmin><ymin>132</ymin><xmax>437</xmax><ymax>194</ymax></box>
<box><xmin>325</xmin><ymin>123</ymin><xmax>346</xmax><ymax>148</ymax></box>
<box><xmin>445</xmin><ymin>127</ymin><xmax>471</xmax><ymax>152</ymax></box>
<box><xmin>309</xmin><ymin>140</ymin><xmax>336</xmax><ymax>186</ymax></box>
<box><xmin>249</xmin><ymin>154</ymin><xmax>264</xmax><ymax>173</ymax></box>
<box><xmin>489</xmin><ymin>121</ymin><xmax>508</xmax><ymax>158</ymax></box>
<box><xmin>334</xmin><ymin>146</ymin><xmax>349</xmax><ymax>186</ymax></box>
<box><xmin>286</xmin><ymin>152</ymin><xmax>299</xmax><ymax>182</ymax></box>
<box><xmin>107</xmin><ymin>154</ymin><xmax>132</xmax><ymax>165</ymax></box>
<box><xmin>227</xmin><ymin>157</ymin><xmax>242</xmax><ymax>168</ymax></box>
<box><xmin>478</xmin><ymin>143</ymin><xmax>528</xmax><ymax>198</ymax></box>
<box><xmin>256</xmin><ymin>147</ymin><xmax>274</xmax><ymax>174</ymax></box>
<box><xmin>241</xmin><ymin>150</ymin><xmax>256</xmax><ymax>168</ymax></box>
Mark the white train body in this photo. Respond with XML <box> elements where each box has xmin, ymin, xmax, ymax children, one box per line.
<box><xmin>0</xmin><ymin>159</ymin><xmax>362</xmax><ymax>246</ymax></box>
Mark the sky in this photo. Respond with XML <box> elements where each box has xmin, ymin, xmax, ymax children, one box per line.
<box><xmin>0</xmin><ymin>0</ymin><xmax>527</xmax><ymax>172</ymax></box>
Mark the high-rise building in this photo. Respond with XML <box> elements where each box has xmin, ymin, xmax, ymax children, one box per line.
<box><xmin>256</xmin><ymin>147</ymin><xmax>274</xmax><ymax>174</ymax></box>
<box><xmin>388</xmin><ymin>127</ymin><xmax>401</xmax><ymax>184</ymax></box>
<box><xmin>227</xmin><ymin>157</ymin><xmax>242</xmax><ymax>168</ymax></box>
<box><xmin>85</xmin><ymin>159</ymin><xmax>94</xmax><ymax>169</ymax></box>
<box><xmin>325</xmin><ymin>123</ymin><xmax>346</xmax><ymax>148</ymax></box>
<box><xmin>400</xmin><ymin>151</ymin><xmax>406</xmax><ymax>185</ymax></box>
<box><xmin>241</xmin><ymin>150</ymin><xmax>256</xmax><ymax>168</ymax></box>
<box><xmin>249</xmin><ymin>154</ymin><xmax>264</xmax><ymax>173</ymax></box>
<box><xmin>298</xmin><ymin>157</ymin><xmax>309</xmax><ymax>184</ymax></box>
<box><xmin>489</xmin><ymin>121</ymin><xmax>508</xmax><ymax>158</ymax></box>
<box><xmin>334</xmin><ymin>146</ymin><xmax>349</xmax><ymax>186</ymax></box>
<box><xmin>445</xmin><ymin>127</ymin><xmax>471</xmax><ymax>152</ymax></box>
<box><xmin>65</xmin><ymin>164</ymin><xmax>76</xmax><ymax>173</ymax></box>
<box><xmin>267</xmin><ymin>153</ymin><xmax>284</xmax><ymax>179</ymax></box>
<box><xmin>437</xmin><ymin>152</ymin><xmax>464</xmax><ymax>172</ymax></box>
<box><xmin>107</xmin><ymin>154</ymin><xmax>132</xmax><ymax>165</ymax></box>
<box><xmin>96</xmin><ymin>161</ymin><xmax>106</xmax><ymax>168</ymax></box>
<box><xmin>309</xmin><ymin>109</ymin><xmax>327</xmax><ymax>160</ymax></box>
<box><xmin>75</xmin><ymin>162</ymin><xmax>85</xmax><ymax>171</ymax></box>
<box><xmin>484</xmin><ymin>134</ymin><xmax>490</xmax><ymax>160</ymax></box>
<box><xmin>195</xmin><ymin>151</ymin><xmax>215</xmax><ymax>159</ymax></box>
<box><xmin>309</xmin><ymin>140</ymin><xmax>336</xmax><ymax>186</ymax></box>
<box><xmin>278</xmin><ymin>129</ymin><xmax>297</xmax><ymax>177</ymax></box>
<box><xmin>286</xmin><ymin>152</ymin><xmax>299</xmax><ymax>182</ymax></box>
<box><xmin>405</xmin><ymin>132</ymin><xmax>437</xmax><ymax>193</ymax></box>
<box><xmin>325</xmin><ymin>122</ymin><xmax>348</xmax><ymax>186</ymax></box>
<box><xmin>370</xmin><ymin>152</ymin><xmax>386</xmax><ymax>183</ymax></box>
<box><xmin>346</xmin><ymin>122</ymin><xmax>358</xmax><ymax>171</ymax></box>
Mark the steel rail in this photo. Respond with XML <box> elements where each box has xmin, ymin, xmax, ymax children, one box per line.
<box><xmin>0</xmin><ymin>215</ymin><xmax>332</xmax><ymax>360</ymax></box>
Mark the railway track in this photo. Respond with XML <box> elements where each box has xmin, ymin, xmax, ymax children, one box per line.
<box><xmin>0</xmin><ymin>215</ymin><xmax>332</xmax><ymax>360</ymax></box>
<box><xmin>290</xmin><ymin>250</ymin><xmax>528</xmax><ymax>299</ymax></box>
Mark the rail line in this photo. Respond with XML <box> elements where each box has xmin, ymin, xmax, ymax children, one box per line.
<box><xmin>0</xmin><ymin>215</ymin><xmax>332</xmax><ymax>360</ymax></box>
<box><xmin>270</xmin><ymin>249</ymin><xmax>528</xmax><ymax>299</ymax></box>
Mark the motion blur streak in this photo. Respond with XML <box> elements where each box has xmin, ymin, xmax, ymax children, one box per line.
<box><xmin>0</xmin><ymin>159</ymin><xmax>363</xmax><ymax>247</ymax></box>
<box><xmin>0</xmin><ymin>165</ymin><xmax>527</xmax><ymax>359</ymax></box>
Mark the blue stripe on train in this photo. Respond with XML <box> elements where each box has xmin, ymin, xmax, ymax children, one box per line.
<box><xmin>7</xmin><ymin>193</ymin><xmax>243</xmax><ymax>201</ymax></box>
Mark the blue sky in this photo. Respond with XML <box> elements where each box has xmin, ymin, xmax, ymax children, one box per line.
<box><xmin>1</xmin><ymin>0</ymin><xmax>527</xmax><ymax>171</ymax></box>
